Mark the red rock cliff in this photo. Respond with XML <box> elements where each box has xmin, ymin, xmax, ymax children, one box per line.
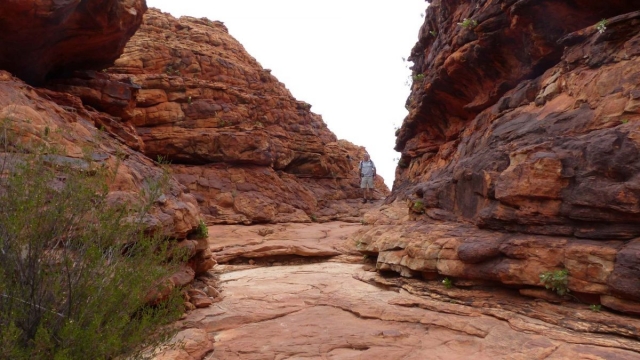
<box><xmin>0</xmin><ymin>0</ymin><xmax>146</xmax><ymax>85</ymax></box>
<box><xmin>51</xmin><ymin>9</ymin><xmax>389</xmax><ymax>225</ymax></box>
<box><xmin>357</xmin><ymin>0</ymin><xmax>640</xmax><ymax>315</ymax></box>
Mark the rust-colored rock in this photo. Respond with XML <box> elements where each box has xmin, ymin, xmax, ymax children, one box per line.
<box><xmin>361</xmin><ymin>1</ymin><xmax>640</xmax><ymax>315</ymax></box>
<box><xmin>163</xmin><ymin>260</ymin><xmax>640</xmax><ymax>359</ymax></box>
<box><xmin>54</xmin><ymin>9</ymin><xmax>389</xmax><ymax>224</ymax></box>
<box><xmin>394</xmin><ymin>2</ymin><xmax>640</xmax><ymax>238</ymax></box>
<box><xmin>0</xmin><ymin>0</ymin><xmax>146</xmax><ymax>85</ymax></box>
<box><xmin>0</xmin><ymin>71</ymin><xmax>200</xmax><ymax>239</ymax></box>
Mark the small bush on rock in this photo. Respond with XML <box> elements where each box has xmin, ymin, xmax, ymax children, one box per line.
<box><xmin>195</xmin><ymin>219</ymin><xmax>209</xmax><ymax>239</ymax></box>
<box><xmin>457</xmin><ymin>18</ymin><xmax>478</xmax><ymax>29</ymax></box>
<box><xmin>539</xmin><ymin>269</ymin><xmax>570</xmax><ymax>296</ymax></box>
<box><xmin>442</xmin><ymin>278</ymin><xmax>453</xmax><ymax>289</ymax></box>
<box><xmin>0</xmin><ymin>121</ymin><xmax>186</xmax><ymax>359</ymax></box>
<box><xmin>410</xmin><ymin>199</ymin><xmax>425</xmax><ymax>214</ymax></box>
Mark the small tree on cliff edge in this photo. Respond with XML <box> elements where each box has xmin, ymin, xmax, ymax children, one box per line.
<box><xmin>0</xmin><ymin>120</ymin><xmax>187</xmax><ymax>359</ymax></box>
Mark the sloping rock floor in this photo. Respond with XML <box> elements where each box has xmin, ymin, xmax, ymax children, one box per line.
<box><xmin>151</xmin><ymin>220</ymin><xmax>640</xmax><ymax>360</ymax></box>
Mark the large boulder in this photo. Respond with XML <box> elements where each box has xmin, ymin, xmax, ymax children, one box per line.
<box><xmin>0</xmin><ymin>0</ymin><xmax>146</xmax><ymax>85</ymax></box>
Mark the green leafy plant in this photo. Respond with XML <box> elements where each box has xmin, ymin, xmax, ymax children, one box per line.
<box><xmin>457</xmin><ymin>18</ymin><xmax>478</xmax><ymax>29</ymax></box>
<box><xmin>413</xmin><ymin>73</ymin><xmax>425</xmax><ymax>82</ymax></box>
<box><xmin>429</xmin><ymin>30</ymin><xmax>437</xmax><ymax>37</ymax></box>
<box><xmin>621</xmin><ymin>118</ymin><xmax>629</xmax><ymax>124</ymax></box>
<box><xmin>195</xmin><ymin>219</ymin><xmax>208</xmax><ymax>239</ymax></box>
<box><xmin>410</xmin><ymin>199</ymin><xmax>425</xmax><ymax>214</ymax></box>
<box><xmin>596</xmin><ymin>19</ymin><xmax>607</xmax><ymax>34</ymax></box>
<box><xmin>589</xmin><ymin>304</ymin><xmax>602</xmax><ymax>312</ymax></box>
<box><xmin>398</xmin><ymin>158</ymin><xmax>409</xmax><ymax>168</ymax></box>
<box><xmin>310</xmin><ymin>214</ymin><xmax>318</xmax><ymax>222</ymax></box>
<box><xmin>539</xmin><ymin>269</ymin><xmax>570</xmax><ymax>296</ymax></box>
<box><xmin>442</xmin><ymin>278</ymin><xmax>453</xmax><ymax>289</ymax></box>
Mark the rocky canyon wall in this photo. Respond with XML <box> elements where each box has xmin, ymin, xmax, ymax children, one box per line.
<box><xmin>358</xmin><ymin>0</ymin><xmax>640</xmax><ymax>315</ymax></box>
<box><xmin>50</xmin><ymin>9</ymin><xmax>389</xmax><ymax>225</ymax></box>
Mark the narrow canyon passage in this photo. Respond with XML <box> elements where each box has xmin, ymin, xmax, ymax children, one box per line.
<box><xmin>154</xmin><ymin>223</ymin><xmax>640</xmax><ymax>360</ymax></box>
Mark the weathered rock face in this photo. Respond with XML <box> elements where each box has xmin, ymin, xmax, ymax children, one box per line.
<box><xmin>52</xmin><ymin>9</ymin><xmax>389</xmax><ymax>224</ymax></box>
<box><xmin>151</xmin><ymin>222</ymin><xmax>640</xmax><ymax>359</ymax></box>
<box><xmin>0</xmin><ymin>71</ymin><xmax>214</xmax><ymax>278</ymax></box>
<box><xmin>396</xmin><ymin>1</ymin><xmax>640</xmax><ymax>236</ymax></box>
<box><xmin>359</xmin><ymin>1</ymin><xmax>640</xmax><ymax>314</ymax></box>
<box><xmin>0</xmin><ymin>0</ymin><xmax>146</xmax><ymax>85</ymax></box>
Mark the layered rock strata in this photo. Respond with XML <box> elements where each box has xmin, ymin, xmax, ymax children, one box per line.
<box><xmin>52</xmin><ymin>9</ymin><xmax>389</xmax><ymax>224</ymax></box>
<box><xmin>0</xmin><ymin>70</ymin><xmax>213</xmax><ymax>282</ymax></box>
<box><xmin>151</xmin><ymin>222</ymin><xmax>640</xmax><ymax>359</ymax></box>
<box><xmin>361</xmin><ymin>0</ymin><xmax>640</xmax><ymax>314</ymax></box>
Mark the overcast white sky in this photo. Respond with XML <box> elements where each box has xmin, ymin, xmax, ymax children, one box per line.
<box><xmin>146</xmin><ymin>0</ymin><xmax>428</xmax><ymax>188</ymax></box>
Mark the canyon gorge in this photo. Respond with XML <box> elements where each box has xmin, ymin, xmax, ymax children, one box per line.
<box><xmin>1</xmin><ymin>0</ymin><xmax>640</xmax><ymax>359</ymax></box>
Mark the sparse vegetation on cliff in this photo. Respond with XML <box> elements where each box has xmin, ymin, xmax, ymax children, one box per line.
<box><xmin>442</xmin><ymin>277</ymin><xmax>453</xmax><ymax>289</ymax></box>
<box><xmin>0</xmin><ymin>122</ymin><xmax>186</xmax><ymax>359</ymax></box>
<box><xmin>539</xmin><ymin>269</ymin><xmax>570</xmax><ymax>296</ymax></box>
<box><xmin>410</xmin><ymin>199</ymin><xmax>425</xmax><ymax>214</ymax></box>
<box><xmin>195</xmin><ymin>219</ymin><xmax>209</xmax><ymax>239</ymax></box>
<box><xmin>596</xmin><ymin>19</ymin><xmax>608</xmax><ymax>33</ymax></box>
<box><xmin>457</xmin><ymin>18</ymin><xmax>477</xmax><ymax>29</ymax></box>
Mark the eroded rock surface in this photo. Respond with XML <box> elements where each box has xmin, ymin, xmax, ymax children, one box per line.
<box><xmin>51</xmin><ymin>9</ymin><xmax>389</xmax><ymax>225</ymax></box>
<box><xmin>207</xmin><ymin>221</ymin><xmax>369</xmax><ymax>264</ymax></box>
<box><xmin>363</xmin><ymin>0</ymin><xmax>640</xmax><ymax>313</ymax></box>
<box><xmin>154</xmin><ymin>223</ymin><xmax>640</xmax><ymax>360</ymax></box>
<box><xmin>0</xmin><ymin>70</ymin><xmax>213</xmax><ymax>277</ymax></box>
<box><xmin>395</xmin><ymin>1</ymin><xmax>640</xmax><ymax>237</ymax></box>
<box><xmin>0</xmin><ymin>0</ymin><xmax>145</xmax><ymax>84</ymax></box>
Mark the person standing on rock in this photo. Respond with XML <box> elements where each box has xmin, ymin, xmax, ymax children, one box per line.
<box><xmin>359</xmin><ymin>154</ymin><xmax>376</xmax><ymax>203</ymax></box>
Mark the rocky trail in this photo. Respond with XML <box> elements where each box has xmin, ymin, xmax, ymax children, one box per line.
<box><xmin>153</xmin><ymin>221</ymin><xmax>640</xmax><ymax>360</ymax></box>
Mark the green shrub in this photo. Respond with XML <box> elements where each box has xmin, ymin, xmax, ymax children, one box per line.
<box><xmin>457</xmin><ymin>18</ymin><xmax>478</xmax><ymax>29</ymax></box>
<box><xmin>195</xmin><ymin>219</ymin><xmax>209</xmax><ymax>239</ymax></box>
<box><xmin>0</xmin><ymin>121</ymin><xmax>186</xmax><ymax>359</ymax></box>
<box><xmin>442</xmin><ymin>278</ymin><xmax>453</xmax><ymax>289</ymax></box>
<box><xmin>596</xmin><ymin>19</ymin><xmax>607</xmax><ymax>34</ymax></box>
<box><xmin>410</xmin><ymin>199</ymin><xmax>425</xmax><ymax>214</ymax></box>
<box><xmin>413</xmin><ymin>73</ymin><xmax>425</xmax><ymax>82</ymax></box>
<box><xmin>539</xmin><ymin>269</ymin><xmax>570</xmax><ymax>296</ymax></box>
<box><xmin>589</xmin><ymin>304</ymin><xmax>602</xmax><ymax>312</ymax></box>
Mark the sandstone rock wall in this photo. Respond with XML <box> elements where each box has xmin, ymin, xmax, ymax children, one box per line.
<box><xmin>0</xmin><ymin>0</ymin><xmax>146</xmax><ymax>85</ymax></box>
<box><xmin>52</xmin><ymin>9</ymin><xmax>389</xmax><ymax>224</ymax></box>
<box><xmin>358</xmin><ymin>0</ymin><xmax>640</xmax><ymax>315</ymax></box>
<box><xmin>395</xmin><ymin>1</ymin><xmax>640</xmax><ymax>238</ymax></box>
<box><xmin>0</xmin><ymin>70</ymin><xmax>214</xmax><ymax>277</ymax></box>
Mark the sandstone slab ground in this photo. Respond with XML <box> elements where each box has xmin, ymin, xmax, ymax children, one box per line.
<box><xmin>154</xmin><ymin>222</ymin><xmax>640</xmax><ymax>360</ymax></box>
